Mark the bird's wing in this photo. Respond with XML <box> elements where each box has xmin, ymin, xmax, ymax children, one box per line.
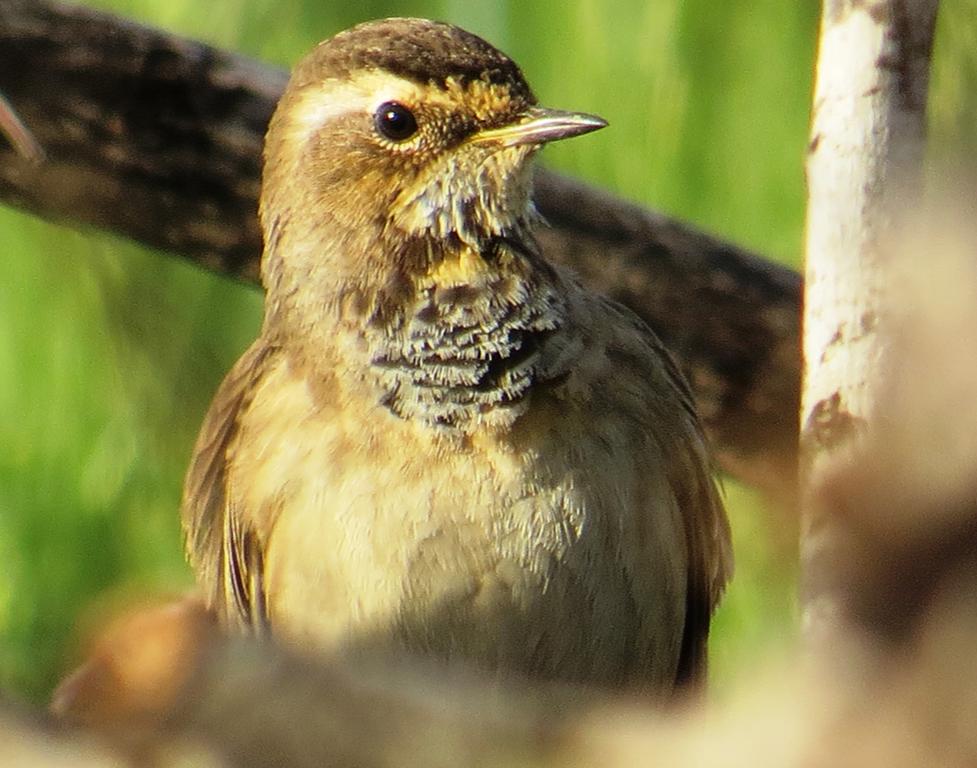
<box><xmin>181</xmin><ymin>340</ymin><xmax>277</xmax><ymax>633</ymax></box>
<box><xmin>549</xmin><ymin>281</ymin><xmax>733</xmax><ymax>689</ymax></box>
<box><xmin>621</xmin><ymin>303</ymin><xmax>732</xmax><ymax>689</ymax></box>
<box><xmin>670</xmin><ymin>392</ymin><xmax>733</xmax><ymax>689</ymax></box>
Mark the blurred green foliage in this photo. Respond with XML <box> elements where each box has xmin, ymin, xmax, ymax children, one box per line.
<box><xmin>2</xmin><ymin>0</ymin><xmax>973</xmax><ymax>704</ymax></box>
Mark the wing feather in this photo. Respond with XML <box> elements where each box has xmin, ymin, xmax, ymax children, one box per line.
<box><xmin>583</xmin><ymin>290</ymin><xmax>733</xmax><ymax>689</ymax></box>
<box><xmin>181</xmin><ymin>340</ymin><xmax>276</xmax><ymax>631</ymax></box>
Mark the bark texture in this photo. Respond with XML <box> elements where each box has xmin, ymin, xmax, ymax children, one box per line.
<box><xmin>0</xmin><ymin>0</ymin><xmax>802</xmax><ymax>494</ymax></box>
<box><xmin>801</xmin><ymin>0</ymin><xmax>940</xmax><ymax>647</ymax></box>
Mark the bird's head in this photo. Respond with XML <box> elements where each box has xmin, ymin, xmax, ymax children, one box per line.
<box><xmin>259</xmin><ymin>18</ymin><xmax>605</xmax><ymax>313</ymax></box>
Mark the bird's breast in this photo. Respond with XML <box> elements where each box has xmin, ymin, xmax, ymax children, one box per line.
<box><xmin>363</xmin><ymin>245</ymin><xmax>566</xmax><ymax>431</ymax></box>
<box><xmin>230</xmin><ymin>343</ymin><xmax>687</xmax><ymax>689</ymax></box>
<box><xmin>254</xmin><ymin>402</ymin><xmax>682</xmax><ymax>688</ymax></box>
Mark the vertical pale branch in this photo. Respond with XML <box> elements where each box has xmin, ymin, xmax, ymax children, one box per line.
<box><xmin>801</xmin><ymin>0</ymin><xmax>940</xmax><ymax>652</ymax></box>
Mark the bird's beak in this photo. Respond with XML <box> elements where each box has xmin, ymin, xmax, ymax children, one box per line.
<box><xmin>470</xmin><ymin>107</ymin><xmax>608</xmax><ymax>147</ymax></box>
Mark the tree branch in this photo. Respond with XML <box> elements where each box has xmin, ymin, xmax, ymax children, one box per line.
<box><xmin>800</xmin><ymin>0</ymin><xmax>940</xmax><ymax>648</ymax></box>
<box><xmin>0</xmin><ymin>0</ymin><xmax>801</xmax><ymax>494</ymax></box>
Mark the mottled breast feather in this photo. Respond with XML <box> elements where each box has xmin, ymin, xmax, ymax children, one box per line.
<box><xmin>367</xmin><ymin>237</ymin><xmax>568</xmax><ymax>429</ymax></box>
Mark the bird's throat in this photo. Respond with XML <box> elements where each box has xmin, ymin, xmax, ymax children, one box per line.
<box><xmin>362</xmin><ymin>234</ymin><xmax>566</xmax><ymax>432</ymax></box>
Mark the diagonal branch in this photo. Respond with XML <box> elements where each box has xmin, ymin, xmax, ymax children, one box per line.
<box><xmin>0</xmin><ymin>0</ymin><xmax>801</xmax><ymax>494</ymax></box>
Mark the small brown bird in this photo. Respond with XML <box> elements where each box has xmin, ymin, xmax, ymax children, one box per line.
<box><xmin>182</xmin><ymin>18</ymin><xmax>731</xmax><ymax>693</ymax></box>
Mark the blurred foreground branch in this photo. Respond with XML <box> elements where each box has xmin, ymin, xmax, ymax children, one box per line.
<box><xmin>0</xmin><ymin>0</ymin><xmax>801</xmax><ymax>496</ymax></box>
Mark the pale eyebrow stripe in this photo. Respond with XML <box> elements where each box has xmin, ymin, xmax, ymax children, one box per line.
<box><xmin>291</xmin><ymin>72</ymin><xmax>427</xmax><ymax>137</ymax></box>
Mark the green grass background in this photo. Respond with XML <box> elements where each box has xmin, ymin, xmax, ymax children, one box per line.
<box><xmin>1</xmin><ymin>0</ymin><xmax>973</xmax><ymax>703</ymax></box>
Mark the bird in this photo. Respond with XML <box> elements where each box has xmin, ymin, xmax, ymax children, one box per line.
<box><xmin>181</xmin><ymin>17</ymin><xmax>732</xmax><ymax>694</ymax></box>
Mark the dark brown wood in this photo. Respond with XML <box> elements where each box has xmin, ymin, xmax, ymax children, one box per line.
<box><xmin>0</xmin><ymin>91</ymin><xmax>44</xmax><ymax>161</ymax></box>
<box><xmin>0</xmin><ymin>0</ymin><xmax>280</xmax><ymax>279</ymax></box>
<box><xmin>0</xmin><ymin>0</ymin><xmax>801</xmax><ymax>494</ymax></box>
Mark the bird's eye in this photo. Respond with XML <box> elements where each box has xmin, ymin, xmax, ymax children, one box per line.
<box><xmin>374</xmin><ymin>101</ymin><xmax>419</xmax><ymax>142</ymax></box>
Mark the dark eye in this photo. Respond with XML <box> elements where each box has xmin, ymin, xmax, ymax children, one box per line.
<box><xmin>374</xmin><ymin>101</ymin><xmax>418</xmax><ymax>142</ymax></box>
